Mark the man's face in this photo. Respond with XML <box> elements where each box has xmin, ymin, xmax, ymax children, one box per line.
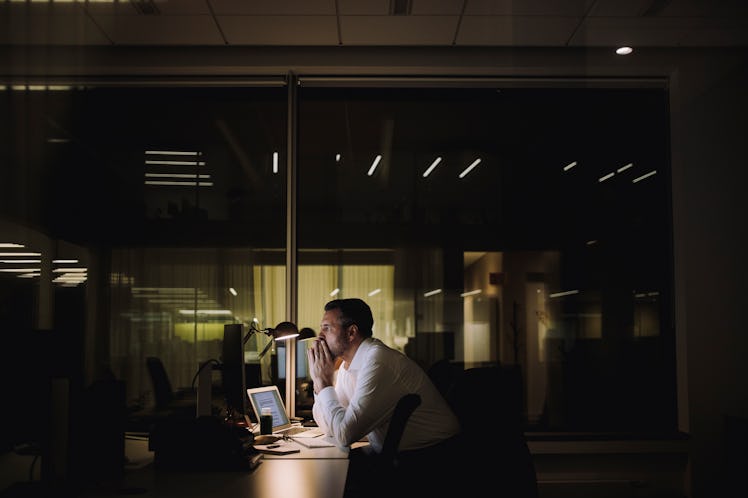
<box><xmin>319</xmin><ymin>308</ymin><xmax>348</xmax><ymax>359</ymax></box>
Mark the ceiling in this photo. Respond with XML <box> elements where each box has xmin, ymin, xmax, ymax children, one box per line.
<box><xmin>1</xmin><ymin>0</ymin><xmax>747</xmax><ymax>49</ymax></box>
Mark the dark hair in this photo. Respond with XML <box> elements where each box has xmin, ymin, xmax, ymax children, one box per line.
<box><xmin>324</xmin><ymin>298</ymin><xmax>374</xmax><ymax>338</ymax></box>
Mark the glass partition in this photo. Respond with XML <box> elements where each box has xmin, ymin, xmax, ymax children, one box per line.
<box><xmin>1</xmin><ymin>80</ymin><xmax>676</xmax><ymax>435</ymax></box>
<box><xmin>0</xmin><ymin>84</ymin><xmax>288</xmax><ymax>420</ymax></box>
<box><xmin>296</xmin><ymin>86</ymin><xmax>675</xmax><ymax>432</ymax></box>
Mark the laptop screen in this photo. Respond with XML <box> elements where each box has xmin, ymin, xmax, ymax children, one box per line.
<box><xmin>246</xmin><ymin>385</ymin><xmax>292</xmax><ymax>431</ymax></box>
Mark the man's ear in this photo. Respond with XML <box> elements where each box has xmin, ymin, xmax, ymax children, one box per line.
<box><xmin>347</xmin><ymin>323</ymin><xmax>359</xmax><ymax>341</ymax></box>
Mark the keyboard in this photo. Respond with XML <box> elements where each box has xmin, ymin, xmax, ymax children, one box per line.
<box><xmin>276</xmin><ymin>425</ymin><xmax>325</xmax><ymax>438</ymax></box>
<box><xmin>278</xmin><ymin>426</ymin><xmax>313</xmax><ymax>436</ymax></box>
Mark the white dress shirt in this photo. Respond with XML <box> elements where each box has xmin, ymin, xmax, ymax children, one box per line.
<box><xmin>312</xmin><ymin>337</ymin><xmax>460</xmax><ymax>453</ymax></box>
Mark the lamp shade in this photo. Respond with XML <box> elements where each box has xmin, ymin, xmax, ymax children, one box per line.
<box><xmin>298</xmin><ymin>327</ymin><xmax>316</xmax><ymax>341</ymax></box>
<box><xmin>272</xmin><ymin>321</ymin><xmax>299</xmax><ymax>341</ymax></box>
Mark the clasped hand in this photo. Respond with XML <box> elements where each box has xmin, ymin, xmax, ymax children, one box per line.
<box><xmin>307</xmin><ymin>339</ymin><xmax>336</xmax><ymax>394</ymax></box>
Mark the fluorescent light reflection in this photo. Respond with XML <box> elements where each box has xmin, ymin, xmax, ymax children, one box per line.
<box><xmin>423</xmin><ymin>289</ymin><xmax>442</xmax><ymax>297</ymax></box>
<box><xmin>458</xmin><ymin>158</ymin><xmax>481</xmax><ymax>179</ymax></box>
<box><xmin>145</xmin><ymin>160</ymin><xmax>205</xmax><ymax>166</ymax></box>
<box><xmin>0</xmin><ymin>244</ymin><xmax>25</xmax><ymax>248</ymax></box>
<box><xmin>330</xmin><ymin>288</ymin><xmax>340</xmax><ymax>297</ymax></box>
<box><xmin>598</xmin><ymin>172</ymin><xmax>615</xmax><ymax>182</ymax></box>
<box><xmin>617</xmin><ymin>162</ymin><xmax>633</xmax><ymax>173</ymax></box>
<box><xmin>144</xmin><ymin>181</ymin><xmax>214</xmax><ymax>186</ymax></box>
<box><xmin>335</xmin><ymin>154</ymin><xmax>341</xmax><ymax>163</ymax></box>
<box><xmin>460</xmin><ymin>289</ymin><xmax>482</xmax><ymax>297</ymax></box>
<box><xmin>549</xmin><ymin>289</ymin><xmax>579</xmax><ymax>298</ymax></box>
<box><xmin>11</xmin><ymin>85</ymin><xmax>70</xmax><ymax>91</ymax></box>
<box><xmin>145</xmin><ymin>173</ymin><xmax>211</xmax><ymax>179</ymax></box>
<box><xmin>0</xmin><ymin>253</ymin><xmax>41</xmax><ymax>256</ymax></box>
<box><xmin>273</xmin><ymin>152</ymin><xmax>279</xmax><ymax>174</ymax></box>
<box><xmin>616</xmin><ymin>46</ymin><xmax>633</xmax><ymax>55</ymax></box>
<box><xmin>422</xmin><ymin>157</ymin><xmax>442</xmax><ymax>178</ymax></box>
<box><xmin>367</xmin><ymin>155</ymin><xmax>382</xmax><ymax>176</ymax></box>
<box><xmin>632</xmin><ymin>170</ymin><xmax>657</xmax><ymax>183</ymax></box>
<box><xmin>145</xmin><ymin>150</ymin><xmax>199</xmax><ymax>156</ymax></box>
<box><xmin>229</xmin><ymin>287</ymin><xmax>238</xmax><ymax>296</ymax></box>
<box><xmin>563</xmin><ymin>161</ymin><xmax>577</xmax><ymax>171</ymax></box>
<box><xmin>367</xmin><ymin>288</ymin><xmax>381</xmax><ymax>297</ymax></box>
<box><xmin>55</xmin><ymin>275</ymin><xmax>86</xmax><ymax>281</ymax></box>
<box><xmin>0</xmin><ymin>260</ymin><xmax>40</xmax><ymax>263</ymax></box>
<box><xmin>132</xmin><ymin>287</ymin><xmax>199</xmax><ymax>293</ymax></box>
<box><xmin>178</xmin><ymin>310</ymin><xmax>233</xmax><ymax>316</ymax></box>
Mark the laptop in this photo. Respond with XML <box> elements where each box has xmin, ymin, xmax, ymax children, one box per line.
<box><xmin>246</xmin><ymin>385</ymin><xmax>325</xmax><ymax>438</ymax></box>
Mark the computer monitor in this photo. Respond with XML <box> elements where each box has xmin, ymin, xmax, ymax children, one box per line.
<box><xmin>275</xmin><ymin>341</ymin><xmax>310</xmax><ymax>380</ymax></box>
<box><xmin>221</xmin><ymin>323</ymin><xmax>247</xmax><ymax>421</ymax></box>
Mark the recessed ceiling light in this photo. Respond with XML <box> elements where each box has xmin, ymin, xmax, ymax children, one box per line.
<box><xmin>616</xmin><ymin>46</ymin><xmax>633</xmax><ymax>55</ymax></box>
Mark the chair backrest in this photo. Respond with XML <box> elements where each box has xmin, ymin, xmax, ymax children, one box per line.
<box><xmin>146</xmin><ymin>357</ymin><xmax>175</xmax><ymax>409</ymax></box>
<box><xmin>440</xmin><ymin>364</ymin><xmax>539</xmax><ymax>498</ymax></box>
<box><xmin>449</xmin><ymin>365</ymin><xmax>524</xmax><ymax>438</ymax></box>
<box><xmin>379</xmin><ymin>393</ymin><xmax>421</xmax><ymax>465</ymax></box>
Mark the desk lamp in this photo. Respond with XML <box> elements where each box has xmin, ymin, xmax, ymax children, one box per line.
<box><xmin>243</xmin><ymin>321</ymin><xmax>300</xmax><ymax>359</ymax></box>
<box><xmin>297</xmin><ymin>327</ymin><xmax>317</xmax><ymax>341</ymax></box>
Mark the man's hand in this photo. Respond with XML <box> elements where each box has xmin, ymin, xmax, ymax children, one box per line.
<box><xmin>307</xmin><ymin>339</ymin><xmax>336</xmax><ymax>394</ymax></box>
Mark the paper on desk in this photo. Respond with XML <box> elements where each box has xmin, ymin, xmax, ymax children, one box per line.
<box><xmin>290</xmin><ymin>435</ymin><xmax>336</xmax><ymax>448</ymax></box>
<box><xmin>290</xmin><ymin>427</ymin><xmax>326</xmax><ymax>438</ymax></box>
<box><xmin>254</xmin><ymin>442</ymin><xmax>301</xmax><ymax>455</ymax></box>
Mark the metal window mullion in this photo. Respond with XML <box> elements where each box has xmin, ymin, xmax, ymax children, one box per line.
<box><xmin>285</xmin><ymin>71</ymin><xmax>299</xmax><ymax>416</ymax></box>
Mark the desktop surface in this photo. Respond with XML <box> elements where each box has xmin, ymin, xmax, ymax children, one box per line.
<box><xmin>87</xmin><ymin>458</ymin><xmax>349</xmax><ymax>498</ymax></box>
<box><xmin>79</xmin><ymin>435</ymin><xmax>350</xmax><ymax>498</ymax></box>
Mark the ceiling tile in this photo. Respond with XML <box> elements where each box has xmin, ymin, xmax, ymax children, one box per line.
<box><xmin>82</xmin><ymin>0</ymin><xmax>210</xmax><ymax>15</ymax></box>
<box><xmin>411</xmin><ymin>0</ymin><xmax>465</xmax><ymax>15</ymax></box>
<box><xmin>569</xmin><ymin>17</ymin><xmax>695</xmax><ymax>47</ymax></box>
<box><xmin>217</xmin><ymin>15</ymin><xmax>339</xmax><ymax>44</ymax></box>
<box><xmin>680</xmin><ymin>29</ymin><xmax>748</xmax><ymax>46</ymax></box>
<box><xmin>580</xmin><ymin>15</ymin><xmax>748</xmax><ymax>47</ymax></box>
<box><xmin>210</xmin><ymin>0</ymin><xmax>336</xmax><ymax>15</ymax></box>
<box><xmin>0</xmin><ymin>1</ymin><xmax>84</xmax><ymax>16</ymax></box>
<box><xmin>340</xmin><ymin>16</ymin><xmax>459</xmax><ymax>45</ymax></box>
<box><xmin>92</xmin><ymin>15</ymin><xmax>226</xmax><ymax>45</ymax></box>
<box><xmin>456</xmin><ymin>16</ymin><xmax>580</xmax><ymax>46</ymax></box>
<box><xmin>465</xmin><ymin>0</ymin><xmax>594</xmax><ymax>17</ymax></box>
<box><xmin>591</xmin><ymin>0</ymin><xmax>748</xmax><ymax>18</ymax></box>
<box><xmin>1</xmin><ymin>13</ymin><xmax>111</xmax><ymax>45</ymax></box>
<box><xmin>338</xmin><ymin>0</ymin><xmax>389</xmax><ymax>15</ymax></box>
<box><xmin>588</xmin><ymin>0</ymin><xmax>657</xmax><ymax>17</ymax></box>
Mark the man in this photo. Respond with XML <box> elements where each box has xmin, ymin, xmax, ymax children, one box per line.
<box><xmin>307</xmin><ymin>297</ymin><xmax>460</xmax><ymax>453</ymax></box>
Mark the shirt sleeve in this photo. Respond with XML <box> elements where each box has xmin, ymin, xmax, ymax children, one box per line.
<box><xmin>311</xmin><ymin>389</ymin><xmax>330</xmax><ymax>434</ymax></box>
<box><xmin>315</xmin><ymin>347</ymin><xmax>406</xmax><ymax>452</ymax></box>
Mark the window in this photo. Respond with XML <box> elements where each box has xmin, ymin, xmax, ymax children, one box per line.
<box><xmin>0</xmin><ymin>81</ymin><xmax>675</xmax><ymax>433</ymax></box>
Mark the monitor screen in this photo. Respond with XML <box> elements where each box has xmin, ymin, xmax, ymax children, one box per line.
<box><xmin>221</xmin><ymin>323</ymin><xmax>247</xmax><ymax>420</ymax></box>
<box><xmin>275</xmin><ymin>341</ymin><xmax>310</xmax><ymax>380</ymax></box>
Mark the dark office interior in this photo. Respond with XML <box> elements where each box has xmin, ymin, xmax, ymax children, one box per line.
<box><xmin>1</xmin><ymin>1</ymin><xmax>747</xmax><ymax>497</ymax></box>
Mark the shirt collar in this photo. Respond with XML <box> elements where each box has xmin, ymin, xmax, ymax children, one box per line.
<box><xmin>347</xmin><ymin>336</ymin><xmax>373</xmax><ymax>371</ymax></box>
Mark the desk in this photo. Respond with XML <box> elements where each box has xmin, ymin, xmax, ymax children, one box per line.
<box><xmin>82</xmin><ymin>436</ymin><xmax>351</xmax><ymax>498</ymax></box>
<box><xmin>260</xmin><ymin>438</ymin><xmax>359</xmax><ymax>460</ymax></box>
<box><xmin>105</xmin><ymin>459</ymin><xmax>349</xmax><ymax>498</ymax></box>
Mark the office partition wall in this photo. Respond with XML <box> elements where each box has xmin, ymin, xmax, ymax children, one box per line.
<box><xmin>0</xmin><ymin>78</ymin><xmax>675</xmax><ymax>435</ymax></box>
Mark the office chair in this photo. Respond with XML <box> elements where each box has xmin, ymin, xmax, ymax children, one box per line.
<box><xmin>345</xmin><ymin>393</ymin><xmax>422</xmax><ymax>498</ymax></box>
<box><xmin>379</xmin><ymin>393</ymin><xmax>422</xmax><ymax>467</ymax></box>
<box><xmin>145</xmin><ymin>357</ymin><xmax>196</xmax><ymax>415</ymax></box>
<box><xmin>447</xmin><ymin>364</ymin><xmax>539</xmax><ymax>498</ymax></box>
